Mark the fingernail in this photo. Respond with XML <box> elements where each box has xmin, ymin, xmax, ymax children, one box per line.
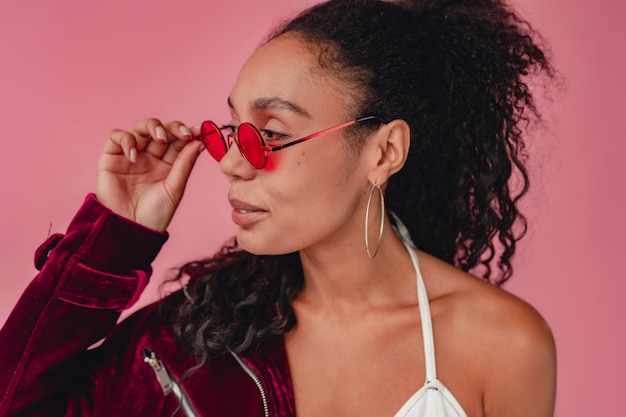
<box><xmin>179</xmin><ymin>125</ymin><xmax>192</xmax><ymax>137</ymax></box>
<box><xmin>155</xmin><ymin>126</ymin><xmax>167</xmax><ymax>141</ymax></box>
<box><xmin>130</xmin><ymin>148</ymin><xmax>137</xmax><ymax>163</ymax></box>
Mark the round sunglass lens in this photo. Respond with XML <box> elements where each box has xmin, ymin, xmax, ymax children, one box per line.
<box><xmin>201</xmin><ymin>121</ymin><xmax>227</xmax><ymax>161</ymax></box>
<box><xmin>238</xmin><ymin>123</ymin><xmax>267</xmax><ymax>168</ymax></box>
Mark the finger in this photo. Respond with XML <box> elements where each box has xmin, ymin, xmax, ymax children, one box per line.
<box><xmin>164</xmin><ymin>140</ymin><xmax>205</xmax><ymax>199</ymax></box>
<box><xmin>189</xmin><ymin>125</ymin><xmax>205</xmax><ymax>151</ymax></box>
<box><xmin>132</xmin><ymin>119</ymin><xmax>194</xmax><ymax>143</ymax></box>
<box><xmin>132</xmin><ymin>118</ymin><xmax>169</xmax><ymax>145</ymax></box>
<box><xmin>138</xmin><ymin>119</ymin><xmax>195</xmax><ymax>158</ymax></box>
<box><xmin>190</xmin><ymin>124</ymin><xmax>201</xmax><ymax>138</ymax></box>
<box><xmin>160</xmin><ymin>137</ymin><xmax>192</xmax><ymax>165</ymax></box>
<box><xmin>155</xmin><ymin>121</ymin><xmax>194</xmax><ymax>164</ymax></box>
<box><xmin>104</xmin><ymin>129</ymin><xmax>139</xmax><ymax>163</ymax></box>
<box><xmin>146</xmin><ymin>121</ymin><xmax>196</xmax><ymax>161</ymax></box>
<box><xmin>163</xmin><ymin>121</ymin><xmax>194</xmax><ymax>141</ymax></box>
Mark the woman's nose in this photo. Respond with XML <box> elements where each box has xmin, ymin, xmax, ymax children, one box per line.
<box><xmin>218</xmin><ymin>142</ymin><xmax>257</xmax><ymax>180</ymax></box>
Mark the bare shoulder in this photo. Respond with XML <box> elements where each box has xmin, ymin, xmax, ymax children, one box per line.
<box><xmin>417</xmin><ymin>249</ymin><xmax>553</xmax><ymax>348</ymax></box>
<box><xmin>417</xmin><ymin>250</ymin><xmax>557</xmax><ymax>416</ymax></box>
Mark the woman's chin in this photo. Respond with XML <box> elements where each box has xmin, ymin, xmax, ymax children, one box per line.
<box><xmin>236</xmin><ymin>232</ymin><xmax>298</xmax><ymax>256</ymax></box>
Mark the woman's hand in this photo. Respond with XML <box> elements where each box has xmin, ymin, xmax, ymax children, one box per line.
<box><xmin>96</xmin><ymin>118</ymin><xmax>204</xmax><ymax>232</ymax></box>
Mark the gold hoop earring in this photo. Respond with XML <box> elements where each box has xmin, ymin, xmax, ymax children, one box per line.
<box><xmin>365</xmin><ymin>182</ymin><xmax>385</xmax><ymax>258</ymax></box>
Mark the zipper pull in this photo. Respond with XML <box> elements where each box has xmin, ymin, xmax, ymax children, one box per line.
<box><xmin>142</xmin><ymin>348</ymin><xmax>173</xmax><ymax>395</ymax></box>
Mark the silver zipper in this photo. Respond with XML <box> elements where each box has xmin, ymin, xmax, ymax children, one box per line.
<box><xmin>142</xmin><ymin>348</ymin><xmax>201</xmax><ymax>417</ymax></box>
<box><xmin>230</xmin><ymin>350</ymin><xmax>270</xmax><ymax>417</ymax></box>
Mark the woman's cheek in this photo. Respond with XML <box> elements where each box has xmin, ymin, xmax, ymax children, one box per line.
<box><xmin>263</xmin><ymin>152</ymin><xmax>283</xmax><ymax>171</ymax></box>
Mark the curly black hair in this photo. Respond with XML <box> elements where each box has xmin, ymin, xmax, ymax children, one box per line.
<box><xmin>161</xmin><ymin>0</ymin><xmax>554</xmax><ymax>363</ymax></box>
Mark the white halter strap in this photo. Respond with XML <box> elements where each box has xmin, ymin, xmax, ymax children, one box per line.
<box><xmin>402</xmin><ymin>240</ymin><xmax>437</xmax><ymax>383</ymax></box>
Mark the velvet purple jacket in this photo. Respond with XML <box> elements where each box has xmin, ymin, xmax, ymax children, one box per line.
<box><xmin>0</xmin><ymin>195</ymin><xmax>295</xmax><ymax>417</ymax></box>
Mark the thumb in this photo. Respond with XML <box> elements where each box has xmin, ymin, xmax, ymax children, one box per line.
<box><xmin>165</xmin><ymin>140</ymin><xmax>205</xmax><ymax>200</ymax></box>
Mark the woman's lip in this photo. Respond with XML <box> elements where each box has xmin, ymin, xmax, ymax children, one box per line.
<box><xmin>229</xmin><ymin>199</ymin><xmax>267</xmax><ymax>226</ymax></box>
<box><xmin>229</xmin><ymin>198</ymin><xmax>264</xmax><ymax>212</ymax></box>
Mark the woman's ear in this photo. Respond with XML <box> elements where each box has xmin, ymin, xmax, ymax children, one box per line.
<box><xmin>366</xmin><ymin>119</ymin><xmax>410</xmax><ymax>185</ymax></box>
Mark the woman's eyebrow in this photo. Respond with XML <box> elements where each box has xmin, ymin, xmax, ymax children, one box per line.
<box><xmin>227</xmin><ymin>96</ymin><xmax>311</xmax><ymax>118</ymax></box>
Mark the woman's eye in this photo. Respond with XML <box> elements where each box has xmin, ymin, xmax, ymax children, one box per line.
<box><xmin>261</xmin><ymin>129</ymin><xmax>289</xmax><ymax>141</ymax></box>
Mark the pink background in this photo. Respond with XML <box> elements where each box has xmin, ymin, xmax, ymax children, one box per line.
<box><xmin>0</xmin><ymin>1</ymin><xmax>624</xmax><ymax>415</ymax></box>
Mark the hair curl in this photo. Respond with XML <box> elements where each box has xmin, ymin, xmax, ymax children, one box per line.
<box><xmin>161</xmin><ymin>0</ymin><xmax>554</xmax><ymax>363</ymax></box>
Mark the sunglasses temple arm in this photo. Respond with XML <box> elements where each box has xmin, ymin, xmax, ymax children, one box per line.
<box><xmin>267</xmin><ymin>120</ymin><xmax>358</xmax><ymax>152</ymax></box>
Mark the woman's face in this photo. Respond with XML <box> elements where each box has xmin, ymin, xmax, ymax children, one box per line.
<box><xmin>220</xmin><ymin>33</ymin><xmax>372</xmax><ymax>256</ymax></box>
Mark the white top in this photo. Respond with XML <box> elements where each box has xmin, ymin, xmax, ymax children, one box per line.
<box><xmin>392</xmin><ymin>240</ymin><xmax>469</xmax><ymax>417</ymax></box>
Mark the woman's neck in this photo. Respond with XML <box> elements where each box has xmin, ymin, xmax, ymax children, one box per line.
<box><xmin>295</xmin><ymin>223</ymin><xmax>417</xmax><ymax>317</ymax></box>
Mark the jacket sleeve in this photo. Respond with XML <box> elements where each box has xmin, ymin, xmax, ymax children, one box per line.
<box><xmin>0</xmin><ymin>194</ymin><xmax>168</xmax><ymax>417</ymax></box>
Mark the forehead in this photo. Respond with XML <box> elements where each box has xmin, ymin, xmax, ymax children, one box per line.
<box><xmin>228</xmin><ymin>34</ymin><xmax>348</xmax><ymax>119</ymax></box>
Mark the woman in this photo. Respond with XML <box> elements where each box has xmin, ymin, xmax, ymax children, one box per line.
<box><xmin>0</xmin><ymin>0</ymin><xmax>556</xmax><ymax>416</ymax></box>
